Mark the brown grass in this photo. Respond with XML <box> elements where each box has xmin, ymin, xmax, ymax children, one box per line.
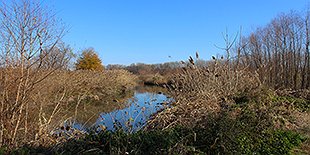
<box><xmin>147</xmin><ymin>58</ymin><xmax>261</xmax><ymax>129</ymax></box>
<box><xmin>139</xmin><ymin>73</ymin><xmax>168</xmax><ymax>86</ymax></box>
<box><xmin>33</xmin><ymin>69</ymin><xmax>138</xmax><ymax>143</ymax></box>
<box><xmin>146</xmin><ymin>55</ymin><xmax>310</xmax><ymax>153</ymax></box>
<box><xmin>0</xmin><ymin>69</ymin><xmax>138</xmax><ymax>148</ymax></box>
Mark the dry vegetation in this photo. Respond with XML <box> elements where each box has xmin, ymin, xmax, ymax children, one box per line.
<box><xmin>147</xmin><ymin>57</ymin><xmax>262</xmax><ymax>129</ymax></box>
<box><xmin>143</xmin><ymin>10</ymin><xmax>310</xmax><ymax>154</ymax></box>
<box><xmin>1</xmin><ymin>0</ymin><xmax>310</xmax><ymax>154</ymax></box>
<box><xmin>0</xmin><ymin>0</ymin><xmax>67</xmax><ymax>148</ymax></box>
<box><xmin>45</xmin><ymin>56</ymin><xmax>309</xmax><ymax>154</ymax></box>
<box><xmin>236</xmin><ymin>11</ymin><xmax>310</xmax><ymax>90</ymax></box>
<box><xmin>0</xmin><ymin>68</ymin><xmax>138</xmax><ymax>149</ymax></box>
<box><xmin>145</xmin><ymin>53</ymin><xmax>309</xmax><ymax>154</ymax></box>
<box><xmin>0</xmin><ymin>0</ymin><xmax>138</xmax><ymax>151</ymax></box>
<box><xmin>149</xmin><ymin>10</ymin><xmax>310</xmax><ymax>131</ymax></box>
<box><xmin>29</xmin><ymin>70</ymin><xmax>137</xmax><ymax>144</ymax></box>
<box><xmin>2</xmin><ymin>67</ymin><xmax>137</xmax><ymax>150</ymax></box>
<box><xmin>107</xmin><ymin>62</ymin><xmax>181</xmax><ymax>86</ymax></box>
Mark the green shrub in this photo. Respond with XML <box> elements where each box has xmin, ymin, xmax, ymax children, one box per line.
<box><xmin>264</xmin><ymin>130</ymin><xmax>304</xmax><ymax>154</ymax></box>
<box><xmin>271</xmin><ymin>96</ymin><xmax>310</xmax><ymax>112</ymax></box>
<box><xmin>0</xmin><ymin>147</ymin><xmax>7</xmax><ymax>155</ymax></box>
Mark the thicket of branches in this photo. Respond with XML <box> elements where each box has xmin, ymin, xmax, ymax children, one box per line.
<box><xmin>0</xmin><ymin>0</ymin><xmax>70</xmax><ymax>148</ymax></box>
<box><xmin>235</xmin><ymin>11</ymin><xmax>310</xmax><ymax>89</ymax></box>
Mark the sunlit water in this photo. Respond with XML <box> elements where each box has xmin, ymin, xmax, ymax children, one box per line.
<box><xmin>54</xmin><ymin>88</ymin><xmax>172</xmax><ymax>136</ymax></box>
<box><xmin>96</xmin><ymin>91</ymin><xmax>172</xmax><ymax>132</ymax></box>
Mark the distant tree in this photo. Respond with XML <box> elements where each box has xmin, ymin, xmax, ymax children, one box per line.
<box><xmin>75</xmin><ymin>48</ymin><xmax>104</xmax><ymax>71</ymax></box>
<box><xmin>106</xmin><ymin>64</ymin><xmax>126</xmax><ymax>70</ymax></box>
<box><xmin>40</xmin><ymin>43</ymin><xmax>74</xmax><ymax>70</ymax></box>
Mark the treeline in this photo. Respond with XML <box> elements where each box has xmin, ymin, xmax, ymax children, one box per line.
<box><xmin>107</xmin><ymin>62</ymin><xmax>182</xmax><ymax>75</ymax></box>
<box><xmin>234</xmin><ymin>11</ymin><xmax>310</xmax><ymax>89</ymax></box>
<box><xmin>108</xmin><ymin>10</ymin><xmax>310</xmax><ymax>90</ymax></box>
<box><xmin>106</xmin><ymin>60</ymin><xmax>210</xmax><ymax>76</ymax></box>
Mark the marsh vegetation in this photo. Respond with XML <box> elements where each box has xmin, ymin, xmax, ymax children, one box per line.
<box><xmin>0</xmin><ymin>0</ymin><xmax>310</xmax><ymax>155</ymax></box>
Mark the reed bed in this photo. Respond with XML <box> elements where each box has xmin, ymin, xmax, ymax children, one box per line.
<box><xmin>147</xmin><ymin>56</ymin><xmax>262</xmax><ymax>129</ymax></box>
<box><xmin>145</xmin><ymin>55</ymin><xmax>310</xmax><ymax>154</ymax></box>
<box><xmin>0</xmin><ymin>69</ymin><xmax>138</xmax><ymax>149</ymax></box>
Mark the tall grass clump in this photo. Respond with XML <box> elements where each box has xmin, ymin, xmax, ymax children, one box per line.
<box><xmin>146</xmin><ymin>54</ymin><xmax>307</xmax><ymax>154</ymax></box>
<box><xmin>148</xmin><ymin>55</ymin><xmax>261</xmax><ymax>128</ymax></box>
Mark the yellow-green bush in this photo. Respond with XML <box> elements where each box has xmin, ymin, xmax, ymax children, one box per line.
<box><xmin>75</xmin><ymin>48</ymin><xmax>104</xmax><ymax>71</ymax></box>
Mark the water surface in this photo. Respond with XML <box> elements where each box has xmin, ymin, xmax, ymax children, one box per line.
<box><xmin>96</xmin><ymin>89</ymin><xmax>172</xmax><ymax>132</ymax></box>
<box><xmin>55</xmin><ymin>86</ymin><xmax>172</xmax><ymax>134</ymax></box>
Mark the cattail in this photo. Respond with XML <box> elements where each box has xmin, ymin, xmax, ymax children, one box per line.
<box><xmin>189</xmin><ymin>56</ymin><xmax>194</xmax><ymax>65</ymax></box>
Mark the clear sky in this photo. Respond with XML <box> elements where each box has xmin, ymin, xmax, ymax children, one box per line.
<box><xmin>48</xmin><ymin>0</ymin><xmax>309</xmax><ymax>65</ymax></box>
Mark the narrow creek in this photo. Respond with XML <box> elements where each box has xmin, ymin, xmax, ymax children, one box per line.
<box><xmin>58</xmin><ymin>86</ymin><xmax>173</xmax><ymax>134</ymax></box>
<box><xmin>96</xmin><ymin>87</ymin><xmax>173</xmax><ymax>133</ymax></box>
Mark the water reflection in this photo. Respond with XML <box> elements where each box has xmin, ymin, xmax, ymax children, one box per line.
<box><xmin>53</xmin><ymin>86</ymin><xmax>172</xmax><ymax>136</ymax></box>
<box><xmin>53</xmin><ymin>90</ymin><xmax>134</xmax><ymax>129</ymax></box>
<box><xmin>96</xmin><ymin>90</ymin><xmax>172</xmax><ymax>133</ymax></box>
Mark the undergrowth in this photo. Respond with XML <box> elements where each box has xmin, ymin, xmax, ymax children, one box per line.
<box><xmin>10</xmin><ymin>125</ymin><xmax>305</xmax><ymax>154</ymax></box>
<box><xmin>271</xmin><ymin>96</ymin><xmax>310</xmax><ymax>112</ymax></box>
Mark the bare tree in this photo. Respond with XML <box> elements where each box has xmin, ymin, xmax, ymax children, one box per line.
<box><xmin>0</xmin><ymin>0</ymin><xmax>68</xmax><ymax>147</ymax></box>
<box><xmin>304</xmin><ymin>10</ymin><xmax>310</xmax><ymax>88</ymax></box>
<box><xmin>235</xmin><ymin>11</ymin><xmax>309</xmax><ymax>89</ymax></box>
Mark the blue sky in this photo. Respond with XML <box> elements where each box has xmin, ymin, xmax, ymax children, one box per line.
<box><xmin>48</xmin><ymin>0</ymin><xmax>309</xmax><ymax>65</ymax></box>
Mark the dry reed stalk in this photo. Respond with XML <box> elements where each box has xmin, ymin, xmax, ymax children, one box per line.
<box><xmin>147</xmin><ymin>56</ymin><xmax>262</xmax><ymax>129</ymax></box>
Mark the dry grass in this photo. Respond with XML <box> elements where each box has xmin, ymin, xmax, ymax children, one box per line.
<box><xmin>32</xmin><ymin>69</ymin><xmax>138</xmax><ymax>143</ymax></box>
<box><xmin>0</xmin><ymin>69</ymin><xmax>138</xmax><ymax>149</ymax></box>
<box><xmin>140</xmin><ymin>73</ymin><xmax>168</xmax><ymax>86</ymax></box>
<box><xmin>147</xmin><ymin>57</ymin><xmax>261</xmax><ymax>129</ymax></box>
<box><xmin>5</xmin><ymin>59</ymin><xmax>308</xmax><ymax>154</ymax></box>
<box><xmin>146</xmin><ymin>55</ymin><xmax>310</xmax><ymax>153</ymax></box>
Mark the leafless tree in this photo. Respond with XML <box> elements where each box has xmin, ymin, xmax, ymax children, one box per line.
<box><xmin>235</xmin><ymin>11</ymin><xmax>310</xmax><ymax>89</ymax></box>
<box><xmin>0</xmin><ymin>0</ymin><xmax>68</xmax><ymax>147</ymax></box>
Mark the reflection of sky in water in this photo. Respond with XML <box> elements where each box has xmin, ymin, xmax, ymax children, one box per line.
<box><xmin>96</xmin><ymin>91</ymin><xmax>172</xmax><ymax>133</ymax></box>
